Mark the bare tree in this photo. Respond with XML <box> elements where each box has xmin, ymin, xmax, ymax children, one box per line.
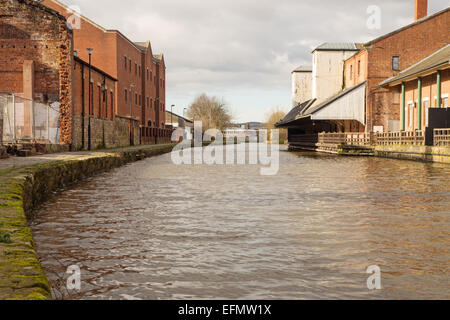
<box><xmin>265</xmin><ymin>108</ymin><xmax>288</xmax><ymax>144</ymax></box>
<box><xmin>187</xmin><ymin>94</ymin><xmax>232</xmax><ymax>132</ymax></box>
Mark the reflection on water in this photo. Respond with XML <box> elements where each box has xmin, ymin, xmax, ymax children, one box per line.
<box><xmin>30</xmin><ymin>147</ymin><xmax>450</xmax><ymax>300</ymax></box>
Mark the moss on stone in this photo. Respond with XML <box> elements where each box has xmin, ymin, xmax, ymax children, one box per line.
<box><xmin>0</xmin><ymin>143</ymin><xmax>175</xmax><ymax>300</ymax></box>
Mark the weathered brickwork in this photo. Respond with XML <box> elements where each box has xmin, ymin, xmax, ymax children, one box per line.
<box><xmin>0</xmin><ymin>0</ymin><xmax>73</xmax><ymax>144</ymax></box>
<box><xmin>344</xmin><ymin>8</ymin><xmax>450</xmax><ymax>132</ymax></box>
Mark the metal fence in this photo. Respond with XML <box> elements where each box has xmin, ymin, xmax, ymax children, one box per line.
<box><xmin>0</xmin><ymin>94</ymin><xmax>60</xmax><ymax>144</ymax></box>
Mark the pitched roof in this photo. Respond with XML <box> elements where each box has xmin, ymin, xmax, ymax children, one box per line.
<box><xmin>313</xmin><ymin>42</ymin><xmax>360</xmax><ymax>52</ymax></box>
<box><xmin>303</xmin><ymin>81</ymin><xmax>366</xmax><ymax>115</ymax></box>
<box><xmin>292</xmin><ymin>65</ymin><xmax>312</xmax><ymax>73</ymax></box>
<box><xmin>134</xmin><ymin>41</ymin><xmax>151</xmax><ymax>52</ymax></box>
<box><xmin>275</xmin><ymin>99</ymin><xmax>316</xmax><ymax>127</ymax></box>
<box><xmin>379</xmin><ymin>44</ymin><xmax>450</xmax><ymax>87</ymax></box>
<box><xmin>74</xmin><ymin>56</ymin><xmax>117</xmax><ymax>81</ymax></box>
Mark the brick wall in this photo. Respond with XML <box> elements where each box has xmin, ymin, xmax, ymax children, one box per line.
<box><xmin>0</xmin><ymin>0</ymin><xmax>73</xmax><ymax>144</ymax></box>
<box><xmin>72</xmin><ymin>114</ymin><xmax>139</xmax><ymax>150</ymax></box>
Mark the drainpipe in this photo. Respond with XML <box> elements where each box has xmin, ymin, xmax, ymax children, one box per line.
<box><xmin>436</xmin><ymin>70</ymin><xmax>442</xmax><ymax>108</ymax></box>
<box><xmin>81</xmin><ymin>64</ymin><xmax>85</xmax><ymax>149</ymax></box>
<box><xmin>401</xmin><ymin>82</ymin><xmax>406</xmax><ymax>131</ymax></box>
<box><xmin>417</xmin><ymin>77</ymin><xmax>422</xmax><ymax>131</ymax></box>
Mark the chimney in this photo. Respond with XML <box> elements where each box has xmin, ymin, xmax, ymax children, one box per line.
<box><xmin>415</xmin><ymin>0</ymin><xmax>428</xmax><ymax>21</ymax></box>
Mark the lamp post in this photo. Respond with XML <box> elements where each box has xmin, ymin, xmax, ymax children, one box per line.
<box><xmin>87</xmin><ymin>48</ymin><xmax>93</xmax><ymax>150</ymax></box>
<box><xmin>171</xmin><ymin>104</ymin><xmax>175</xmax><ymax>127</ymax></box>
<box><xmin>129</xmin><ymin>83</ymin><xmax>135</xmax><ymax>146</ymax></box>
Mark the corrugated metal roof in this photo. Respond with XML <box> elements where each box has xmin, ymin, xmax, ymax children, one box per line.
<box><xmin>292</xmin><ymin>65</ymin><xmax>312</xmax><ymax>73</ymax></box>
<box><xmin>304</xmin><ymin>82</ymin><xmax>366</xmax><ymax>115</ymax></box>
<box><xmin>276</xmin><ymin>99</ymin><xmax>316</xmax><ymax>127</ymax></box>
<box><xmin>379</xmin><ymin>44</ymin><xmax>450</xmax><ymax>87</ymax></box>
<box><xmin>313</xmin><ymin>42</ymin><xmax>360</xmax><ymax>52</ymax></box>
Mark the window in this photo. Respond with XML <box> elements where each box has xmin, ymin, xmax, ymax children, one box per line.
<box><xmin>129</xmin><ymin>59</ymin><xmax>131</xmax><ymax>72</ymax></box>
<box><xmin>139</xmin><ymin>65</ymin><xmax>141</xmax><ymax>77</ymax></box>
<box><xmin>147</xmin><ymin>97</ymin><xmax>149</xmax><ymax>107</ymax></box>
<box><xmin>444</xmin><ymin>96</ymin><xmax>449</xmax><ymax>108</ymax></box>
<box><xmin>98</xmin><ymin>86</ymin><xmax>101</xmax><ymax>118</ymax></box>
<box><xmin>139</xmin><ymin>95</ymin><xmax>141</xmax><ymax>106</ymax></box>
<box><xmin>110</xmin><ymin>92</ymin><xmax>114</xmax><ymax>120</ymax></box>
<box><xmin>408</xmin><ymin>102</ymin><xmax>414</xmax><ymax>127</ymax></box>
<box><xmin>150</xmin><ymin>98</ymin><xmax>153</xmax><ymax>109</ymax></box>
<box><xmin>135</xmin><ymin>93</ymin><xmax>138</xmax><ymax>105</ymax></box>
<box><xmin>150</xmin><ymin>71</ymin><xmax>153</xmax><ymax>82</ymax></box>
<box><xmin>357</xmin><ymin>60</ymin><xmax>361</xmax><ymax>75</ymax></box>
<box><xmin>147</xmin><ymin>69</ymin><xmax>149</xmax><ymax>80</ymax></box>
<box><xmin>124</xmin><ymin>89</ymin><xmax>127</xmax><ymax>103</ymax></box>
<box><xmin>89</xmin><ymin>83</ymin><xmax>94</xmax><ymax>115</ymax></box>
<box><xmin>424</xmin><ymin>98</ymin><xmax>429</xmax><ymax>126</ymax></box>
<box><xmin>350</xmin><ymin>65</ymin><xmax>353</xmax><ymax>80</ymax></box>
<box><xmin>392</xmin><ymin>56</ymin><xmax>400</xmax><ymax>71</ymax></box>
<box><xmin>135</xmin><ymin>63</ymin><xmax>137</xmax><ymax>75</ymax></box>
<box><xmin>104</xmin><ymin>90</ymin><xmax>107</xmax><ymax>118</ymax></box>
<box><xmin>124</xmin><ymin>57</ymin><xmax>127</xmax><ymax>70</ymax></box>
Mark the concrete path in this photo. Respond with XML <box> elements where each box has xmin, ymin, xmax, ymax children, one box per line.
<box><xmin>0</xmin><ymin>144</ymin><xmax>172</xmax><ymax>172</ymax></box>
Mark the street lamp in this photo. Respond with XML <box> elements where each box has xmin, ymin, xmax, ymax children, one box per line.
<box><xmin>87</xmin><ymin>48</ymin><xmax>93</xmax><ymax>150</ymax></box>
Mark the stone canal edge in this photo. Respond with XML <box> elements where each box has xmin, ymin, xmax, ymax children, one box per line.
<box><xmin>0</xmin><ymin>144</ymin><xmax>175</xmax><ymax>300</ymax></box>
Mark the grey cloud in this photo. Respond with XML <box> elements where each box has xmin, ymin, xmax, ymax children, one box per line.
<box><xmin>67</xmin><ymin>0</ymin><xmax>448</xmax><ymax>118</ymax></box>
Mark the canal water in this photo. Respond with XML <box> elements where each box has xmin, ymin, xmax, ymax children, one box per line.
<box><xmin>30</xmin><ymin>146</ymin><xmax>450</xmax><ymax>300</ymax></box>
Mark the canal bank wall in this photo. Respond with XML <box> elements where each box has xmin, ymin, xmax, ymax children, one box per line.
<box><xmin>0</xmin><ymin>144</ymin><xmax>175</xmax><ymax>300</ymax></box>
<box><xmin>373</xmin><ymin>145</ymin><xmax>450</xmax><ymax>163</ymax></box>
<box><xmin>292</xmin><ymin>143</ymin><xmax>450</xmax><ymax>163</ymax></box>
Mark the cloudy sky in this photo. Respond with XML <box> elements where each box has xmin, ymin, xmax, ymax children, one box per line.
<box><xmin>63</xmin><ymin>0</ymin><xmax>448</xmax><ymax>122</ymax></box>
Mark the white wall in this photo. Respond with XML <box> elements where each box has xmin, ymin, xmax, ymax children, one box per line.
<box><xmin>312</xmin><ymin>50</ymin><xmax>357</xmax><ymax>103</ymax></box>
<box><xmin>292</xmin><ymin>72</ymin><xmax>312</xmax><ymax>107</ymax></box>
<box><xmin>311</xmin><ymin>83</ymin><xmax>366</xmax><ymax>124</ymax></box>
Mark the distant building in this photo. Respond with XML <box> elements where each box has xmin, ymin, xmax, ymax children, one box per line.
<box><xmin>165</xmin><ymin>110</ymin><xmax>193</xmax><ymax>129</ymax></box>
<box><xmin>292</xmin><ymin>66</ymin><xmax>312</xmax><ymax>107</ymax></box>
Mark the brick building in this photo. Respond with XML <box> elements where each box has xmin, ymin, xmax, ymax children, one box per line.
<box><xmin>72</xmin><ymin>56</ymin><xmax>142</xmax><ymax>149</ymax></box>
<box><xmin>344</xmin><ymin>2</ymin><xmax>450</xmax><ymax>133</ymax></box>
<box><xmin>0</xmin><ymin>0</ymin><xmax>73</xmax><ymax>144</ymax></box>
<box><xmin>41</xmin><ymin>0</ymin><xmax>168</xmax><ymax>145</ymax></box>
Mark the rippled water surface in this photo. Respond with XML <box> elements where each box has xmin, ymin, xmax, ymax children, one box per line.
<box><xmin>31</xmin><ymin>147</ymin><xmax>450</xmax><ymax>299</ymax></box>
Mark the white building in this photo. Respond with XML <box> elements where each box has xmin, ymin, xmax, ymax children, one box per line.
<box><xmin>311</xmin><ymin>43</ymin><xmax>360</xmax><ymax>103</ymax></box>
<box><xmin>291</xmin><ymin>66</ymin><xmax>312</xmax><ymax>107</ymax></box>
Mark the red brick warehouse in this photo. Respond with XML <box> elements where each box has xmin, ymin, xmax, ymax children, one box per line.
<box><xmin>42</xmin><ymin>0</ymin><xmax>169</xmax><ymax>146</ymax></box>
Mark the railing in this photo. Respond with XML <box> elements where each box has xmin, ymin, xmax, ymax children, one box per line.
<box><xmin>318</xmin><ymin>132</ymin><xmax>346</xmax><ymax>145</ymax></box>
<box><xmin>0</xmin><ymin>94</ymin><xmax>61</xmax><ymax>144</ymax></box>
<box><xmin>345</xmin><ymin>133</ymin><xmax>371</xmax><ymax>146</ymax></box>
<box><xmin>376</xmin><ymin>130</ymin><xmax>425</xmax><ymax>145</ymax></box>
<box><xmin>434</xmin><ymin>129</ymin><xmax>450</xmax><ymax>146</ymax></box>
